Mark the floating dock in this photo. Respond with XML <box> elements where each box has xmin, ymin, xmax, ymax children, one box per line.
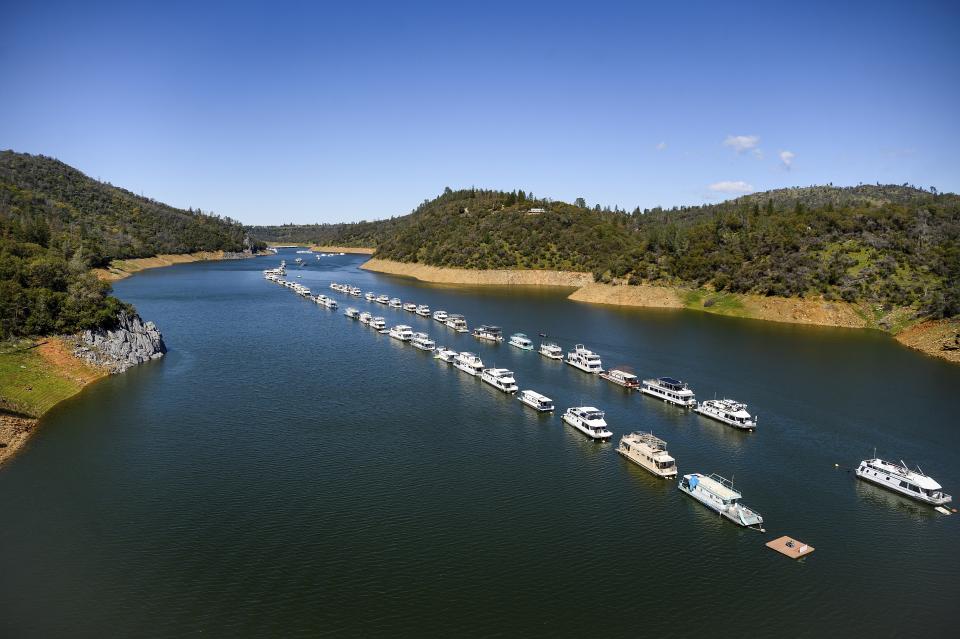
<box><xmin>766</xmin><ymin>536</ymin><xmax>814</xmax><ymax>559</ymax></box>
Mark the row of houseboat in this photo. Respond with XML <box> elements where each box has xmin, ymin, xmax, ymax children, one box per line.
<box><xmin>268</xmin><ymin>268</ymin><xmax>952</xmax><ymax>525</ymax></box>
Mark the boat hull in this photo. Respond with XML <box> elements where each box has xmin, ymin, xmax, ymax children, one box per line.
<box><xmin>694</xmin><ymin>405</ymin><xmax>756</xmax><ymax>430</ymax></box>
<box><xmin>855</xmin><ymin>468</ymin><xmax>952</xmax><ymax>506</ymax></box>
<box><xmin>617</xmin><ymin>447</ymin><xmax>676</xmax><ymax>478</ymax></box>
<box><xmin>561</xmin><ymin>414</ymin><xmax>612</xmax><ymax>440</ymax></box>
<box><xmin>641</xmin><ymin>387</ymin><xmax>695</xmax><ymax>407</ymax></box>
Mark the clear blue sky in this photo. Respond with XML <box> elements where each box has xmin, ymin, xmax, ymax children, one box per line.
<box><xmin>2</xmin><ymin>0</ymin><xmax>958</xmax><ymax>224</ymax></box>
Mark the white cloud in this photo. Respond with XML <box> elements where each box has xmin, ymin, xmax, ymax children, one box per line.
<box><xmin>723</xmin><ymin>134</ymin><xmax>760</xmax><ymax>153</ymax></box>
<box><xmin>656</xmin><ymin>141</ymin><xmax>667</xmax><ymax>151</ymax></box>
<box><xmin>779</xmin><ymin>150</ymin><xmax>795</xmax><ymax>170</ymax></box>
<box><xmin>708</xmin><ymin>180</ymin><xmax>754</xmax><ymax>194</ymax></box>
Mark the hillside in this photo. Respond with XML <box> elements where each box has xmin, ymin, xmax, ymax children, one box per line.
<box><xmin>0</xmin><ymin>151</ymin><xmax>263</xmax><ymax>339</ymax></box>
<box><xmin>251</xmin><ymin>184</ymin><xmax>960</xmax><ymax>322</ymax></box>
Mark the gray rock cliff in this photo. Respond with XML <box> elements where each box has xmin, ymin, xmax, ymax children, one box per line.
<box><xmin>73</xmin><ymin>311</ymin><xmax>167</xmax><ymax>373</ymax></box>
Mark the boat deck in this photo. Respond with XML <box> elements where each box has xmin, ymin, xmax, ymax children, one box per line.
<box><xmin>766</xmin><ymin>536</ymin><xmax>814</xmax><ymax>559</ymax></box>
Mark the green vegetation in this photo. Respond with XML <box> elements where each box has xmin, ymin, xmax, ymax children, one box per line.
<box><xmin>0</xmin><ymin>340</ymin><xmax>94</xmax><ymax>418</ymax></box>
<box><xmin>0</xmin><ymin>151</ymin><xmax>265</xmax><ymax>339</ymax></box>
<box><xmin>253</xmin><ymin>184</ymin><xmax>960</xmax><ymax>322</ymax></box>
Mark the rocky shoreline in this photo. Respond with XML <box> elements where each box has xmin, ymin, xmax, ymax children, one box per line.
<box><xmin>71</xmin><ymin>311</ymin><xmax>167</xmax><ymax>373</ymax></box>
<box><xmin>0</xmin><ymin>312</ymin><xmax>166</xmax><ymax>466</ymax></box>
<box><xmin>359</xmin><ymin>257</ymin><xmax>957</xmax><ymax>365</ymax></box>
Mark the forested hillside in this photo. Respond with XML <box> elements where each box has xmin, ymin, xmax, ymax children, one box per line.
<box><xmin>0</xmin><ymin>151</ymin><xmax>263</xmax><ymax>338</ymax></box>
<box><xmin>253</xmin><ymin>185</ymin><xmax>959</xmax><ymax>320</ymax></box>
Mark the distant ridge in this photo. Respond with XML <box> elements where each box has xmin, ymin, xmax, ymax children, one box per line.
<box><xmin>249</xmin><ymin>183</ymin><xmax>959</xmax><ymax>322</ymax></box>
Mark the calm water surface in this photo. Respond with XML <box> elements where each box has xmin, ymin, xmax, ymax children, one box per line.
<box><xmin>1</xmin><ymin>251</ymin><xmax>958</xmax><ymax>637</ymax></box>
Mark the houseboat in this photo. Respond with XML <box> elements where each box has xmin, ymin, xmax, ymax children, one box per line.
<box><xmin>617</xmin><ymin>432</ymin><xmax>676</xmax><ymax>478</ymax></box>
<box><xmin>641</xmin><ymin>377</ymin><xmax>696</xmax><ymax>407</ymax></box>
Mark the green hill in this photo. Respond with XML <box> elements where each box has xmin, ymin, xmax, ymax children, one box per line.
<box><xmin>252</xmin><ymin>184</ymin><xmax>960</xmax><ymax>320</ymax></box>
<box><xmin>0</xmin><ymin>151</ymin><xmax>263</xmax><ymax>339</ymax></box>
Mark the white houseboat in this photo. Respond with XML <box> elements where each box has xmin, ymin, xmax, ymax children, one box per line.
<box><xmin>600</xmin><ymin>369</ymin><xmax>641</xmax><ymax>390</ymax></box>
<box><xmin>480</xmin><ymin>368</ymin><xmax>518</xmax><ymax>393</ymax></box>
<box><xmin>433</xmin><ymin>310</ymin><xmax>448</xmax><ymax>322</ymax></box>
<box><xmin>376</xmin><ymin>294</ymin><xmax>390</xmax><ymax>304</ymax></box>
<box><xmin>617</xmin><ymin>432</ymin><xmax>676</xmax><ymax>478</ymax></box>
<box><xmin>678</xmin><ymin>473</ymin><xmax>764</xmax><ymax>530</ymax></box>
<box><xmin>539</xmin><ymin>343</ymin><xmax>563</xmax><ymax>360</ymax></box>
<box><xmin>434</xmin><ymin>347</ymin><xmax>457</xmax><ymax>363</ymax></box>
<box><xmin>403</xmin><ymin>302</ymin><xmax>417</xmax><ymax>312</ymax></box>
<box><xmin>359</xmin><ymin>312</ymin><xmax>372</xmax><ymax>324</ymax></box>
<box><xmin>509</xmin><ymin>333</ymin><xmax>533</xmax><ymax>350</ymax></box>
<box><xmin>566</xmin><ymin>344</ymin><xmax>603</xmax><ymax>373</ymax></box>
<box><xmin>416</xmin><ymin>305</ymin><xmax>431</xmax><ymax>317</ymax></box>
<box><xmin>388</xmin><ymin>325</ymin><xmax>413</xmax><ymax>341</ymax></box>
<box><xmin>411</xmin><ymin>332</ymin><xmax>436</xmax><ymax>351</ymax></box>
<box><xmin>389</xmin><ymin>298</ymin><xmax>402</xmax><ymax>308</ymax></box>
<box><xmin>344</xmin><ymin>307</ymin><xmax>360</xmax><ymax>319</ymax></box>
<box><xmin>453</xmin><ymin>352</ymin><xmax>484</xmax><ymax>376</ymax></box>
<box><xmin>445</xmin><ymin>314</ymin><xmax>469</xmax><ymax>333</ymax></box>
<box><xmin>695</xmin><ymin>399</ymin><xmax>757</xmax><ymax>430</ymax></box>
<box><xmin>641</xmin><ymin>377</ymin><xmax>696</xmax><ymax>407</ymax></box>
<box><xmin>370</xmin><ymin>317</ymin><xmax>386</xmax><ymax>330</ymax></box>
<box><xmin>473</xmin><ymin>325</ymin><xmax>503</xmax><ymax>342</ymax></box>
<box><xmin>855</xmin><ymin>457</ymin><xmax>952</xmax><ymax>506</ymax></box>
<box><xmin>562</xmin><ymin>406</ymin><xmax>613</xmax><ymax>440</ymax></box>
<box><xmin>518</xmin><ymin>390</ymin><xmax>554</xmax><ymax>412</ymax></box>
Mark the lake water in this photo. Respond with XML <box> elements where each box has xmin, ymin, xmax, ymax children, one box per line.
<box><xmin>1</xmin><ymin>250</ymin><xmax>957</xmax><ymax>637</ymax></box>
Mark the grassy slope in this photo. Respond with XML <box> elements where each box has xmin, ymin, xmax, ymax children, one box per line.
<box><xmin>0</xmin><ymin>339</ymin><xmax>106</xmax><ymax>419</ymax></box>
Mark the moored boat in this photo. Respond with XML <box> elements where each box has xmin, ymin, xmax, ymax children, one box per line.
<box><xmin>678</xmin><ymin>473</ymin><xmax>764</xmax><ymax>530</ymax></box>
<box><xmin>641</xmin><ymin>377</ymin><xmax>696</xmax><ymax>407</ymax></box>
<box><xmin>416</xmin><ymin>304</ymin><xmax>431</xmax><ymax>317</ymax></box>
<box><xmin>539</xmin><ymin>343</ymin><xmax>563</xmax><ymax>360</ymax></box>
<box><xmin>411</xmin><ymin>332</ymin><xmax>436</xmax><ymax>351</ymax></box>
<box><xmin>359</xmin><ymin>311</ymin><xmax>372</xmax><ymax>324</ymax></box>
<box><xmin>565</xmin><ymin>344</ymin><xmax>603</xmax><ymax>373</ymax></box>
<box><xmin>600</xmin><ymin>369</ymin><xmax>641</xmax><ymax>390</ymax></box>
<box><xmin>376</xmin><ymin>294</ymin><xmax>390</xmax><ymax>304</ymax></box>
<box><xmin>855</xmin><ymin>457</ymin><xmax>952</xmax><ymax>506</ymax></box>
<box><xmin>617</xmin><ymin>432</ymin><xmax>676</xmax><ymax>478</ymax></box>
<box><xmin>473</xmin><ymin>325</ymin><xmax>503</xmax><ymax>342</ymax></box>
<box><xmin>365</xmin><ymin>292</ymin><xmax>376</xmax><ymax>301</ymax></box>
<box><xmin>508</xmin><ymin>333</ymin><xmax>533</xmax><ymax>350</ymax></box>
<box><xmin>453</xmin><ymin>351</ymin><xmax>484</xmax><ymax>376</ymax></box>
<box><xmin>434</xmin><ymin>347</ymin><xmax>457</xmax><ymax>363</ymax></box>
<box><xmin>695</xmin><ymin>399</ymin><xmax>756</xmax><ymax>430</ymax></box>
<box><xmin>344</xmin><ymin>307</ymin><xmax>360</xmax><ymax>319</ymax></box>
<box><xmin>480</xmin><ymin>368</ymin><xmax>518</xmax><ymax>393</ymax></box>
<box><xmin>370</xmin><ymin>316</ymin><xmax>387</xmax><ymax>330</ymax></box>
<box><xmin>518</xmin><ymin>390</ymin><xmax>554</xmax><ymax>412</ymax></box>
<box><xmin>388</xmin><ymin>324</ymin><xmax>413</xmax><ymax>341</ymax></box>
<box><xmin>389</xmin><ymin>298</ymin><xmax>402</xmax><ymax>308</ymax></box>
<box><xmin>445</xmin><ymin>314</ymin><xmax>468</xmax><ymax>333</ymax></box>
<box><xmin>562</xmin><ymin>406</ymin><xmax>612</xmax><ymax>440</ymax></box>
<box><xmin>403</xmin><ymin>302</ymin><xmax>417</xmax><ymax>312</ymax></box>
<box><xmin>433</xmin><ymin>310</ymin><xmax>448</xmax><ymax>322</ymax></box>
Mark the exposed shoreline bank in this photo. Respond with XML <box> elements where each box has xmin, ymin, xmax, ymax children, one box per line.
<box><xmin>361</xmin><ymin>257</ymin><xmax>957</xmax><ymax>364</ymax></box>
<box><xmin>361</xmin><ymin>258</ymin><xmax>592</xmax><ymax>287</ymax></box>
<box><xmin>0</xmin><ymin>338</ymin><xmax>108</xmax><ymax>466</ymax></box>
<box><xmin>310</xmin><ymin>245</ymin><xmax>376</xmax><ymax>254</ymax></box>
<box><xmin>93</xmin><ymin>250</ymin><xmax>264</xmax><ymax>281</ymax></box>
<box><xmin>1</xmin><ymin>311</ymin><xmax>167</xmax><ymax>467</ymax></box>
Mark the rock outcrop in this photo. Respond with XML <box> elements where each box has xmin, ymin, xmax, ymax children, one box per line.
<box><xmin>73</xmin><ymin>311</ymin><xmax>167</xmax><ymax>373</ymax></box>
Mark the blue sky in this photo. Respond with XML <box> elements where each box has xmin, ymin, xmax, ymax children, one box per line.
<box><xmin>2</xmin><ymin>1</ymin><xmax>958</xmax><ymax>224</ymax></box>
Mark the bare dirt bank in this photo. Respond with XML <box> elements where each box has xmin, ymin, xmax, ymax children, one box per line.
<box><xmin>0</xmin><ymin>338</ymin><xmax>108</xmax><ymax>466</ymax></box>
<box><xmin>93</xmin><ymin>250</ymin><xmax>263</xmax><ymax>281</ymax></box>
<box><xmin>568</xmin><ymin>282</ymin><xmax>684</xmax><ymax>308</ymax></box>
<box><xmin>310</xmin><ymin>245</ymin><xmax>376</xmax><ymax>255</ymax></box>
<box><xmin>894</xmin><ymin>319</ymin><xmax>960</xmax><ymax>364</ymax></box>
<box><xmin>361</xmin><ymin>258</ymin><xmax>592</xmax><ymax>287</ymax></box>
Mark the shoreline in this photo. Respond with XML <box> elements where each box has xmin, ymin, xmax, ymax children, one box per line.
<box><xmin>361</xmin><ymin>258</ymin><xmax>592</xmax><ymax>287</ymax></box>
<box><xmin>361</xmin><ymin>258</ymin><xmax>957</xmax><ymax>364</ymax></box>
<box><xmin>310</xmin><ymin>245</ymin><xmax>376</xmax><ymax>254</ymax></box>
<box><xmin>0</xmin><ymin>338</ymin><xmax>109</xmax><ymax>466</ymax></box>
<box><xmin>93</xmin><ymin>250</ymin><xmax>265</xmax><ymax>281</ymax></box>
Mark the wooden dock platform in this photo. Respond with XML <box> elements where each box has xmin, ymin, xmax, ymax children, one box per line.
<box><xmin>766</xmin><ymin>536</ymin><xmax>814</xmax><ymax>559</ymax></box>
